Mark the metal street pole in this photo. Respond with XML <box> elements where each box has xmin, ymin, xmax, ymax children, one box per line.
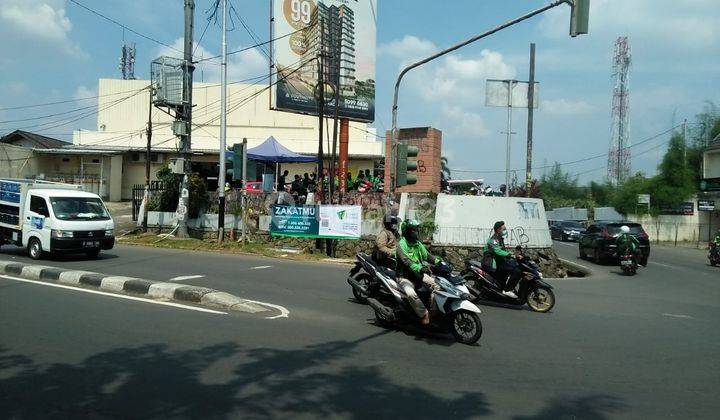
<box><xmin>525</xmin><ymin>43</ymin><xmax>536</xmax><ymax>193</ymax></box>
<box><xmin>218</xmin><ymin>0</ymin><xmax>228</xmax><ymax>241</ymax></box>
<box><xmin>241</xmin><ymin>137</ymin><xmax>248</xmax><ymax>244</ymax></box>
<box><xmin>390</xmin><ymin>0</ymin><xmax>568</xmax><ymax>192</ymax></box>
<box><xmin>143</xmin><ymin>87</ymin><xmax>153</xmax><ymax>232</ymax></box>
<box><xmin>505</xmin><ymin>80</ymin><xmax>515</xmax><ymax>197</ymax></box>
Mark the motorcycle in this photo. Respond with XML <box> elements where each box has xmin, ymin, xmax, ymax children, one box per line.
<box><xmin>709</xmin><ymin>242</ymin><xmax>720</xmax><ymax>266</ymax></box>
<box><xmin>349</xmin><ymin>254</ymin><xmax>483</xmax><ymax>345</ymax></box>
<box><xmin>461</xmin><ymin>247</ymin><xmax>556</xmax><ymax>313</ymax></box>
<box><xmin>620</xmin><ymin>251</ymin><xmax>638</xmax><ymax>275</ymax></box>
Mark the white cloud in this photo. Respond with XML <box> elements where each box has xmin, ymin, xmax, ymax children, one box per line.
<box><xmin>73</xmin><ymin>85</ymin><xmax>97</xmax><ymax>101</ymax></box>
<box><xmin>0</xmin><ymin>0</ymin><xmax>85</xmax><ymax>57</ymax></box>
<box><xmin>540</xmin><ymin>98</ymin><xmax>594</xmax><ymax>115</ymax></box>
<box><xmin>156</xmin><ymin>38</ymin><xmax>268</xmax><ymax>83</ymax></box>
<box><xmin>378</xmin><ymin>35</ymin><xmax>437</xmax><ymax>64</ymax></box>
<box><xmin>439</xmin><ymin>105</ymin><xmax>490</xmax><ymax>139</ymax></box>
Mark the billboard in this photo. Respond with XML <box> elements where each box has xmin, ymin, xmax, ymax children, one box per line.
<box><xmin>270</xmin><ymin>204</ymin><xmax>361</xmax><ymax>239</ymax></box>
<box><xmin>271</xmin><ymin>0</ymin><xmax>376</xmax><ymax>122</ymax></box>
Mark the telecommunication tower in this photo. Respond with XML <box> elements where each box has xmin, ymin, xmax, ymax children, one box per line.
<box><xmin>118</xmin><ymin>43</ymin><xmax>137</xmax><ymax>80</ymax></box>
<box><xmin>607</xmin><ymin>36</ymin><xmax>631</xmax><ymax>184</ymax></box>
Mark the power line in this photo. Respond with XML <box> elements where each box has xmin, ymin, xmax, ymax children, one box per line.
<box><xmin>67</xmin><ymin>0</ymin><xmax>183</xmax><ymax>54</ymax></box>
<box><xmin>195</xmin><ymin>24</ymin><xmax>312</xmax><ymax>63</ymax></box>
<box><xmin>0</xmin><ymin>87</ymin><xmax>149</xmax><ymax>111</ymax></box>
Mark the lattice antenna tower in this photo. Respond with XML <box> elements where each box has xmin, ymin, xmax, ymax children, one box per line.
<box><xmin>118</xmin><ymin>43</ymin><xmax>137</xmax><ymax>80</ymax></box>
<box><xmin>607</xmin><ymin>36</ymin><xmax>631</xmax><ymax>184</ymax></box>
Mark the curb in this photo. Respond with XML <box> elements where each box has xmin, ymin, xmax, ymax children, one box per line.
<box><xmin>0</xmin><ymin>260</ymin><xmax>270</xmax><ymax>314</ymax></box>
<box><xmin>559</xmin><ymin>258</ymin><xmax>593</xmax><ymax>277</ymax></box>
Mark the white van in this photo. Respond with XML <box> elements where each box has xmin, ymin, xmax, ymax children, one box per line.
<box><xmin>0</xmin><ymin>179</ymin><xmax>115</xmax><ymax>259</ymax></box>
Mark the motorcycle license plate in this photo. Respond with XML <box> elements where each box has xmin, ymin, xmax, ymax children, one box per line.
<box><xmin>621</xmin><ymin>260</ymin><xmax>632</xmax><ymax>266</ymax></box>
<box><xmin>83</xmin><ymin>241</ymin><xmax>100</xmax><ymax>248</ymax></box>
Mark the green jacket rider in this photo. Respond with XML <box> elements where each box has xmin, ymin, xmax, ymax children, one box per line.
<box><xmin>396</xmin><ymin>219</ymin><xmax>440</xmax><ymax>284</ymax></box>
<box><xmin>616</xmin><ymin>225</ymin><xmax>640</xmax><ymax>254</ymax></box>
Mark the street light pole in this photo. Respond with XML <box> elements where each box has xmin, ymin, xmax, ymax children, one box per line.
<box><xmin>505</xmin><ymin>80</ymin><xmax>516</xmax><ymax>197</ymax></box>
<box><xmin>218</xmin><ymin>0</ymin><xmax>228</xmax><ymax>241</ymax></box>
<box><xmin>390</xmin><ymin>0</ymin><xmax>569</xmax><ymax>192</ymax></box>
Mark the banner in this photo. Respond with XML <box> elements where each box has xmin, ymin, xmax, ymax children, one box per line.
<box><xmin>271</xmin><ymin>0</ymin><xmax>376</xmax><ymax>122</ymax></box>
<box><xmin>270</xmin><ymin>204</ymin><xmax>361</xmax><ymax>239</ymax></box>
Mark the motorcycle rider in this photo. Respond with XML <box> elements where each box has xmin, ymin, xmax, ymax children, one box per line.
<box><xmin>373</xmin><ymin>215</ymin><xmax>399</xmax><ymax>268</ymax></box>
<box><xmin>396</xmin><ymin>219</ymin><xmax>441</xmax><ymax>325</ymax></box>
<box><xmin>616</xmin><ymin>225</ymin><xmax>643</xmax><ymax>266</ymax></box>
<box><xmin>484</xmin><ymin>221</ymin><xmax>521</xmax><ymax>299</ymax></box>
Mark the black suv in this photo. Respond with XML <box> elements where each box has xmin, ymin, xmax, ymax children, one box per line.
<box><xmin>550</xmin><ymin>220</ymin><xmax>586</xmax><ymax>242</ymax></box>
<box><xmin>579</xmin><ymin>221</ymin><xmax>650</xmax><ymax>265</ymax></box>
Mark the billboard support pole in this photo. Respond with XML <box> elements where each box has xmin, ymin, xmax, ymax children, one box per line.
<box><xmin>315</xmin><ymin>18</ymin><xmax>326</xmax><ymax>251</ymax></box>
<box><xmin>390</xmin><ymin>0</ymin><xmax>567</xmax><ymax>192</ymax></box>
<box><xmin>525</xmin><ymin>43</ymin><xmax>536</xmax><ymax>194</ymax></box>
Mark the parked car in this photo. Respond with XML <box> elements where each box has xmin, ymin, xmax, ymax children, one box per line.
<box><xmin>246</xmin><ymin>181</ymin><xmax>263</xmax><ymax>193</ymax></box>
<box><xmin>579</xmin><ymin>221</ymin><xmax>650</xmax><ymax>265</ymax></box>
<box><xmin>550</xmin><ymin>220</ymin><xmax>586</xmax><ymax>241</ymax></box>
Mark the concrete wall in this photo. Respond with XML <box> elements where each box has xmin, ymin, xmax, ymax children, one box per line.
<box><xmin>385</xmin><ymin>127</ymin><xmax>442</xmax><ymax>193</ymax></box>
<box><xmin>432</xmin><ymin>195</ymin><xmax>552</xmax><ymax>248</ymax></box>
<box><xmin>0</xmin><ymin>144</ymin><xmax>38</xmax><ymax>178</ymax></box>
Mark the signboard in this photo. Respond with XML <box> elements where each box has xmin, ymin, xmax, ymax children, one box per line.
<box><xmin>271</xmin><ymin>0</ymin><xmax>376</xmax><ymax>122</ymax></box>
<box><xmin>698</xmin><ymin>200</ymin><xmax>715</xmax><ymax>211</ymax></box>
<box><xmin>660</xmin><ymin>202</ymin><xmax>694</xmax><ymax>216</ymax></box>
<box><xmin>637</xmin><ymin>194</ymin><xmax>650</xmax><ymax>204</ymax></box>
<box><xmin>270</xmin><ymin>204</ymin><xmax>361</xmax><ymax>239</ymax></box>
<box><xmin>485</xmin><ymin>80</ymin><xmax>540</xmax><ymax>108</ymax></box>
<box><xmin>700</xmin><ymin>178</ymin><xmax>720</xmax><ymax>192</ymax></box>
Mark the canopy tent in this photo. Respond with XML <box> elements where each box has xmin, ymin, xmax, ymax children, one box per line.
<box><xmin>244</xmin><ymin>136</ymin><xmax>316</xmax><ymax>163</ymax></box>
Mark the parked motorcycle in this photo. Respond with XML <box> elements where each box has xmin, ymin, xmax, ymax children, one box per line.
<box><xmin>461</xmin><ymin>247</ymin><xmax>556</xmax><ymax>313</ymax></box>
<box><xmin>709</xmin><ymin>242</ymin><xmax>720</xmax><ymax>266</ymax></box>
<box><xmin>620</xmin><ymin>251</ymin><xmax>638</xmax><ymax>275</ymax></box>
<box><xmin>349</xmin><ymin>254</ymin><xmax>483</xmax><ymax>344</ymax></box>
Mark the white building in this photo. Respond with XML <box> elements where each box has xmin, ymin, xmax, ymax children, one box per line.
<box><xmin>69</xmin><ymin>78</ymin><xmax>384</xmax><ymax>200</ymax></box>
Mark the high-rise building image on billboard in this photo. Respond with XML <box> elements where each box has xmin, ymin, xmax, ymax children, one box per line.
<box><xmin>272</xmin><ymin>0</ymin><xmax>376</xmax><ymax>122</ymax></box>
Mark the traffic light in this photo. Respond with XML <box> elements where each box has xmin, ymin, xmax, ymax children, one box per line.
<box><xmin>569</xmin><ymin>0</ymin><xmax>590</xmax><ymax>37</ymax></box>
<box><xmin>226</xmin><ymin>143</ymin><xmax>244</xmax><ymax>181</ymax></box>
<box><xmin>396</xmin><ymin>143</ymin><xmax>419</xmax><ymax>187</ymax></box>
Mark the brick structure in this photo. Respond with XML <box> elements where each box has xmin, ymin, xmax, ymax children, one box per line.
<box><xmin>384</xmin><ymin>127</ymin><xmax>442</xmax><ymax>193</ymax></box>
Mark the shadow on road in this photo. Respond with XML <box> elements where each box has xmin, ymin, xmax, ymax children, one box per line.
<box><xmin>513</xmin><ymin>395</ymin><xmax>626</xmax><ymax>420</ymax></box>
<box><xmin>0</xmin><ymin>246</ymin><xmax>120</xmax><ymax>262</ymax></box>
<box><xmin>0</xmin><ymin>332</ymin><xmax>492</xmax><ymax>419</ymax></box>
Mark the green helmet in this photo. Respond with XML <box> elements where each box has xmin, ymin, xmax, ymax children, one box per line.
<box><xmin>401</xmin><ymin>219</ymin><xmax>421</xmax><ymax>243</ymax></box>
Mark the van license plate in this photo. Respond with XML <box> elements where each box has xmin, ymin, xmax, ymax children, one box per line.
<box><xmin>83</xmin><ymin>241</ymin><xmax>99</xmax><ymax>248</ymax></box>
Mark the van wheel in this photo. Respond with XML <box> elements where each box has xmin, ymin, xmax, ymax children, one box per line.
<box><xmin>28</xmin><ymin>238</ymin><xmax>43</xmax><ymax>260</ymax></box>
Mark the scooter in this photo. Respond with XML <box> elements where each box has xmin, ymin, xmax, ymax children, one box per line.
<box><xmin>620</xmin><ymin>251</ymin><xmax>638</xmax><ymax>275</ymax></box>
<box><xmin>461</xmin><ymin>247</ymin><xmax>556</xmax><ymax>313</ymax></box>
<box><xmin>709</xmin><ymin>242</ymin><xmax>720</xmax><ymax>266</ymax></box>
<box><xmin>350</xmin><ymin>256</ymin><xmax>483</xmax><ymax>345</ymax></box>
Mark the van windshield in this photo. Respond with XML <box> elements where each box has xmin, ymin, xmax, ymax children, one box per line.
<box><xmin>49</xmin><ymin>197</ymin><xmax>110</xmax><ymax>221</ymax></box>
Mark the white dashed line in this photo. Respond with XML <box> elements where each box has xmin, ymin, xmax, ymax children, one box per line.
<box><xmin>662</xmin><ymin>313</ymin><xmax>693</xmax><ymax>319</ymax></box>
<box><xmin>0</xmin><ymin>275</ymin><xmax>227</xmax><ymax>315</ymax></box>
<box><xmin>169</xmin><ymin>275</ymin><xmax>206</xmax><ymax>282</ymax></box>
<box><xmin>250</xmin><ymin>265</ymin><xmax>272</xmax><ymax>270</ymax></box>
<box><xmin>649</xmin><ymin>261</ymin><xmax>674</xmax><ymax>269</ymax></box>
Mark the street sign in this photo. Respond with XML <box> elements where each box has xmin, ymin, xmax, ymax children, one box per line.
<box><xmin>485</xmin><ymin>80</ymin><xmax>540</xmax><ymax>108</ymax></box>
<box><xmin>660</xmin><ymin>202</ymin><xmax>694</xmax><ymax>216</ymax></box>
<box><xmin>637</xmin><ymin>194</ymin><xmax>650</xmax><ymax>204</ymax></box>
<box><xmin>699</xmin><ymin>200</ymin><xmax>715</xmax><ymax>211</ymax></box>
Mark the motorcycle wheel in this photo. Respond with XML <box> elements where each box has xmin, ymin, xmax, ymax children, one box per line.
<box><xmin>527</xmin><ymin>286</ymin><xmax>555</xmax><ymax>313</ymax></box>
<box><xmin>450</xmin><ymin>310</ymin><xmax>482</xmax><ymax>344</ymax></box>
<box><xmin>352</xmin><ymin>273</ymin><xmax>373</xmax><ymax>303</ymax></box>
<box><xmin>711</xmin><ymin>259</ymin><xmax>717</xmax><ymax>267</ymax></box>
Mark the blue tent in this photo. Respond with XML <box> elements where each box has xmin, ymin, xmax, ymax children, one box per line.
<box><xmin>243</xmin><ymin>136</ymin><xmax>317</xmax><ymax>163</ymax></box>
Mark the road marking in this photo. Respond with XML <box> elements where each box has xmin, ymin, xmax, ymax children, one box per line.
<box><xmin>662</xmin><ymin>313</ymin><xmax>693</xmax><ymax>319</ymax></box>
<box><xmin>649</xmin><ymin>261</ymin><xmax>674</xmax><ymax>269</ymax></box>
<box><xmin>169</xmin><ymin>275</ymin><xmax>205</xmax><ymax>282</ymax></box>
<box><xmin>0</xmin><ymin>275</ymin><xmax>227</xmax><ymax>315</ymax></box>
<box><xmin>553</xmin><ymin>241</ymin><xmax>575</xmax><ymax>247</ymax></box>
<box><xmin>244</xmin><ymin>299</ymin><xmax>289</xmax><ymax>319</ymax></box>
<box><xmin>250</xmin><ymin>265</ymin><xmax>272</xmax><ymax>270</ymax></box>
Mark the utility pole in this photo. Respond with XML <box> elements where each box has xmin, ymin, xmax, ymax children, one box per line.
<box><xmin>143</xmin><ymin>87</ymin><xmax>153</xmax><ymax>232</ymax></box>
<box><xmin>315</xmin><ymin>18</ymin><xmax>326</xmax><ymax>252</ymax></box>
<box><xmin>217</xmin><ymin>0</ymin><xmax>228</xmax><ymax>241</ymax></box>
<box><xmin>177</xmin><ymin>0</ymin><xmax>195</xmax><ymax>238</ymax></box>
<box><xmin>525</xmin><ymin>43</ymin><xmax>536</xmax><ymax>194</ymax></box>
<box><xmin>241</xmin><ymin>137</ymin><xmax>247</xmax><ymax>244</ymax></box>
<box><xmin>505</xmin><ymin>80</ymin><xmax>515</xmax><ymax>197</ymax></box>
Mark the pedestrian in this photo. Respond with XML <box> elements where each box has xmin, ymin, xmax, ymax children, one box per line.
<box><xmin>278</xmin><ymin>170</ymin><xmax>289</xmax><ymax>191</ymax></box>
<box><xmin>302</xmin><ymin>173</ymin><xmax>310</xmax><ymax>190</ymax></box>
<box><xmin>346</xmin><ymin>172</ymin><xmax>354</xmax><ymax>192</ymax></box>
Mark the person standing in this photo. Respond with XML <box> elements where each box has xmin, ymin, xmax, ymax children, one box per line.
<box><xmin>277</xmin><ymin>170</ymin><xmax>289</xmax><ymax>192</ymax></box>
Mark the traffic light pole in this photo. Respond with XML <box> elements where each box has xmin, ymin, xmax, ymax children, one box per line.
<box><xmin>390</xmin><ymin>0</ymin><xmax>574</xmax><ymax>192</ymax></box>
<box><xmin>218</xmin><ymin>0</ymin><xmax>228</xmax><ymax>241</ymax></box>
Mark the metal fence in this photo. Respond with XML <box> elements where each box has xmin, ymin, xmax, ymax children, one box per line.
<box><xmin>131</xmin><ymin>181</ymin><xmax>165</xmax><ymax>221</ymax></box>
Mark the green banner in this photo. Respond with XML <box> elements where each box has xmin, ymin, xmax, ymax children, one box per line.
<box><xmin>270</xmin><ymin>205</ymin><xmax>361</xmax><ymax>239</ymax></box>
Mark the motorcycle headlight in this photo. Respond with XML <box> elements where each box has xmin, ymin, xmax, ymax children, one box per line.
<box><xmin>51</xmin><ymin>230</ymin><xmax>73</xmax><ymax>238</ymax></box>
<box><xmin>105</xmin><ymin>229</ymin><xmax>114</xmax><ymax>237</ymax></box>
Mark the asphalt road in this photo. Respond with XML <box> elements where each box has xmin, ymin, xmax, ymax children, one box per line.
<box><xmin>1</xmin><ymin>242</ymin><xmax>718</xmax><ymax>419</ymax></box>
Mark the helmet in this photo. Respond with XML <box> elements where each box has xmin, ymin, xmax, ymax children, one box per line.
<box><xmin>383</xmin><ymin>215</ymin><xmax>399</xmax><ymax>230</ymax></box>
<box><xmin>620</xmin><ymin>225</ymin><xmax>630</xmax><ymax>234</ymax></box>
<box><xmin>401</xmin><ymin>219</ymin><xmax>421</xmax><ymax>243</ymax></box>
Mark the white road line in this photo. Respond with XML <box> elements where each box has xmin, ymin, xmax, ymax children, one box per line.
<box><xmin>250</xmin><ymin>265</ymin><xmax>272</xmax><ymax>270</ymax></box>
<box><xmin>0</xmin><ymin>275</ymin><xmax>227</xmax><ymax>315</ymax></box>
<box><xmin>168</xmin><ymin>275</ymin><xmax>206</xmax><ymax>282</ymax></box>
<box><xmin>553</xmin><ymin>241</ymin><xmax>575</xmax><ymax>247</ymax></box>
<box><xmin>244</xmin><ymin>299</ymin><xmax>290</xmax><ymax>319</ymax></box>
<box><xmin>662</xmin><ymin>313</ymin><xmax>693</xmax><ymax>319</ymax></box>
<box><xmin>649</xmin><ymin>261</ymin><xmax>674</xmax><ymax>269</ymax></box>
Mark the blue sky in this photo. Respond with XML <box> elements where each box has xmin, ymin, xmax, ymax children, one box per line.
<box><xmin>1</xmin><ymin>0</ymin><xmax>718</xmax><ymax>186</ymax></box>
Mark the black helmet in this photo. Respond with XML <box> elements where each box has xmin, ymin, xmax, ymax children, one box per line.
<box><xmin>383</xmin><ymin>215</ymin><xmax>399</xmax><ymax>230</ymax></box>
<box><xmin>401</xmin><ymin>219</ymin><xmax>421</xmax><ymax>243</ymax></box>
